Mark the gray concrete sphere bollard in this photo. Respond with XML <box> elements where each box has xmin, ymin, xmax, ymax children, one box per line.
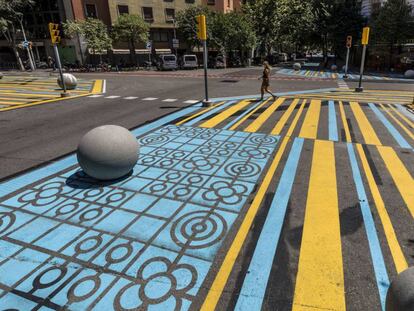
<box><xmin>386</xmin><ymin>266</ymin><xmax>414</xmax><ymax>311</ymax></box>
<box><xmin>331</xmin><ymin>64</ymin><xmax>338</xmax><ymax>71</ymax></box>
<box><xmin>57</xmin><ymin>73</ymin><xmax>77</xmax><ymax>90</ymax></box>
<box><xmin>77</xmin><ymin>125</ymin><xmax>139</xmax><ymax>180</ymax></box>
<box><xmin>404</xmin><ymin>70</ymin><xmax>414</xmax><ymax>79</ymax></box>
<box><xmin>293</xmin><ymin>63</ymin><xmax>301</xmax><ymax>71</ymax></box>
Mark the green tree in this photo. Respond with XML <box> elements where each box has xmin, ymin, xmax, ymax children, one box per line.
<box><xmin>111</xmin><ymin>14</ymin><xmax>149</xmax><ymax>65</ymax></box>
<box><xmin>0</xmin><ymin>0</ymin><xmax>34</xmax><ymax>70</ymax></box>
<box><xmin>277</xmin><ymin>0</ymin><xmax>314</xmax><ymax>52</ymax></box>
<box><xmin>63</xmin><ymin>18</ymin><xmax>112</xmax><ymax>62</ymax></box>
<box><xmin>175</xmin><ymin>6</ymin><xmax>212</xmax><ymax>49</ymax></box>
<box><xmin>244</xmin><ymin>0</ymin><xmax>279</xmax><ymax>57</ymax></box>
<box><xmin>370</xmin><ymin>0</ymin><xmax>414</xmax><ymax>68</ymax></box>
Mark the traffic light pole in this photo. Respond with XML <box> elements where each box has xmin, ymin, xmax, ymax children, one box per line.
<box><xmin>202</xmin><ymin>39</ymin><xmax>209</xmax><ymax>106</ymax></box>
<box><xmin>344</xmin><ymin>47</ymin><xmax>350</xmax><ymax>79</ymax></box>
<box><xmin>53</xmin><ymin>44</ymin><xmax>67</xmax><ymax>96</ymax></box>
<box><xmin>355</xmin><ymin>44</ymin><xmax>367</xmax><ymax>93</ymax></box>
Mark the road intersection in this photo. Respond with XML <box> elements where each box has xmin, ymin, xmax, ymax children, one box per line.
<box><xmin>0</xmin><ymin>69</ymin><xmax>413</xmax><ymax>310</ymax></box>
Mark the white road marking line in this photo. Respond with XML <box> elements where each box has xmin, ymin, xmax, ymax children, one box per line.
<box><xmin>88</xmin><ymin>94</ymin><xmax>103</xmax><ymax>98</ymax></box>
<box><xmin>142</xmin><ymin>97</ymin><xmax>158</xmax><ymax>101</ymax></box>
<box><xmin>124</xmin><ymin>96</ymin><xmax>138</xmax><ymax>100</ymax></box>
<box><xmin>162</xmin><ymin>98</ymin><xmax>177</xmax><ymax>102</ymax></box>
<box><xmin>102</xmin><ymin>79</ymin><xmax>106</xmax><ymax>93</ymax></box>
<box><xmin>105</xmin><ymin>95</ymin><xmax>120</xmax><ymax>99</ymax></box>
<box><xmin>183</xmin><ymin>100</ymin><xmax>199</xmax><ymax>104</ymax></box>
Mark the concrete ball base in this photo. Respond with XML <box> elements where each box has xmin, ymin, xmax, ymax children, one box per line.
<box><xmin>404</xmin><ymin>70</ymin><xmax>414</xmax><ymax>79</ymax></box>
<box><xmin>293</xmin><ymin>63</ymin><xmax>301</xmax><ymax>71</ymax></box>
<box><xmin>77</xmin><ymin>125</ymin><xmax>139</xmax><ymax>180</ymax></box>
<box><xmin>57</xmin><ymin>73</ymin><xmax>78</xmax><ymax>90</ymax></box>
<box><xmin>386</xmin><ymin>266</ymin><xmax>414</xmax><ymax>311</ymax></box>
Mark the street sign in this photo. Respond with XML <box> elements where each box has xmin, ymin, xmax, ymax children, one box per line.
<box><xmin>362</xmin><ymin>27</ymin><xmax>370</xmax><ymax>45</ymax></box>
<box><xmin>146</xmin><ymin>41</ymin><xmax>152</xmax><ymax>50</ymax></box>
<box><xmin>22</xmin><ymin>41</ymin><xmax>29</xmax><ymax>48</ymax></box>
<box><xmin>172</xmin><ymin>38</ymin><xmax>179</xmax><ymax>49</ymax></box>
<box><xmin>346</xmin><ymin>36</ymin><xmax>352</xmax><ymax>48</ymax></box>
<box><xmin>196</xmin><ymin>15</ymin><xmax>207</xmax><ymax>41</ymax></box>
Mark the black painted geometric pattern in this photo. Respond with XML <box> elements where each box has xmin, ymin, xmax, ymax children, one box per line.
<box><xmin>0</xmin><ymin>125</ymin><xmax>279</xmax><ymax>310</ymax></box>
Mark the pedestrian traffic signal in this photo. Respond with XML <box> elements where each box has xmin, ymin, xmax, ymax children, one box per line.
<box><xmin>346</xmin><ymin>36</ymin><xmax>352</xmax><ymax>48</ymax></box>
<box><xmin>196</xmin><ymin>15</ymin><xmax>207</xmax><ymax>41</ymax></box>
<box><xmin>48</xmin><ymin>23</ymin><xmax>61</xmax><ymax>44</ymax></box>
<box><xmin>361</xmin><ymin>27</ymin><xmax>370</xmax><ymax>45</ymax></box>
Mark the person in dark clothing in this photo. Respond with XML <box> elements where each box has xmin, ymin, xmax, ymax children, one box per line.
<box><xmin>259</xmin><ymin>61</ymin><xmax>277</xmax><ymax>101</ymax></box>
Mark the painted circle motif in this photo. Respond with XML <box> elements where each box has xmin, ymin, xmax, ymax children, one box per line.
<box><xmin>32</xmin><ymin>266</ymin><xmax>67</xmax><ymax>290</ymax></box>
<box><xmin>55</xmin><ymin>202</ymin><xmax>79</xmax><ymax>216</ymax></box>
<box><xmin>0</xmin><ymin>212</ymin><xmax>16</xmax><ymax>235</ymax></box>
<box><xmin>67</xmin><ymin>274</ymin><xmax>101</xmax><ymax>302</ymax></box>
<box><xmin>105</xmin><ymin>243</ymin><xmax>133</xmax><ymax>264</ymax></box>
<box><xmin>171</xmin><ymin>211</ymin><xmax>227</xmax><ymax>249</ymax></box>
<box><xmin>79</xmin><ymin>208</ymin><xmax>102</xmax><ymax>222</ymax></box>
<box><xmin>224</xmin><ymin>161</ymin><xmax>261</xmax><ymax>178</ymax></box>
<box><xmin>248</xmin><ymin>135</ymin><xmax>278</xmax><ymax>145</ymax></box>
<box><xmin>139</xmin><ymin>134</ymin><xmax>169</xmax><ymax>146</ymax></box>
<box><xmin>74</xmin><ymin>235</ymin><xmax>103</xmax><ymax>254</ymax></box>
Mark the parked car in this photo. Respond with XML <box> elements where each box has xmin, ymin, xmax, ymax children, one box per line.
<box><xmin>179</xmin><ymin>54</ymin><xmax>198</xmax><ymax>69</ymax></box>
<box><xmin>208</xmin><ymin>56</ymin><xmax>225</xmax><ymax>69</ymax></box>
<box><xmin>156</xmin><ymin>54</ymin><xmax>178</xmax><ymax>71</ymax></box>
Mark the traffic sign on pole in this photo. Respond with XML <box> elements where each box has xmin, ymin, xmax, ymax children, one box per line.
<box><xmin>196</xmin><ymin>15</ymin><xmax>207</xmax><ymax>41</ymax></box>
<box><xmin>196</xmin><ymin>14</ymin><xmax>209</xmax><ymax>106</ymax></box>
<box><xmin>361</xmin><ymin>27</ymin><xmax>370</xmax><ymax>45</ymax></box>
<box><xmin>356</xmin><ymin>27</ymin><xmax>370</xmax><ymax>92</ymax></box>
<box><xmin>344</xmin><ymin>36</ymin><xmax>352</xmax><ymax>78</ymax></box>
<box><xmin>146</xmin><ymin>41</ymin><xmax>152</xmax><ymax>50</ymax></box>
<box><xmin>172</xmin><ymin>38</ymin><xmax>179</xmax><ymax>49</ymax></box>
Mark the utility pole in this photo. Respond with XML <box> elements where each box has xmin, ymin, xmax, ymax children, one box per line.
<box><xmin>344</xmin><ymin>36</ymin><xmax>352</xmax><ymax>79</ymax></box>
<box><xmin>49</xmin><ymin>23</ymin><xmax>68</xmax><ymax>97</ymax></box>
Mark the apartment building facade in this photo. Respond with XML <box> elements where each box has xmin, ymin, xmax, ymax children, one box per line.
<box><xmin>361</xmin><ymin>0</ymin><xmax>414</xmax><ymax>16</ymax></box>
<box><xmin>202</xmin><ymin>0</ymin><xmax>242</xmax><ymax>12</ymax></box>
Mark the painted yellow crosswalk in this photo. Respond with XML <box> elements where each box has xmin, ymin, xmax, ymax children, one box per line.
<box><xmin>298</xmin><ymin>99</ymin><xmax>321</xmax><ymax>139</ymax></box>
<box><xmin>292</xmin><ymin>140</ymin><xmax>345</xmax><ymax>311</ymax></box>
<box><xmin>0</xmin><ymin>75</ymin><xmax>103</xmax><ymax>111</ymax></box>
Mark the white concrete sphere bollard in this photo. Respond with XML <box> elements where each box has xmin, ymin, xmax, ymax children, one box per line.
<box><xmin>77</xmin><ymin>125</ymin><xmax>139</xmax><ymax>180</ymax></box>
<box><xmin>0</xmin><ymin>72</ymin><xmax>3</xmax><ymax>79</ymax></box>
<box><xmin>331</xmin><ymin>64</ymin><xmax>338</xmax><ymax>71</ymax></box>
<box><xmin>293</xmin><ymin>63</ymin><xmax>301</xmax><ymax>71</ymax></box>
<box><xmin>386</xmin><ymin>266</ymin><xmax>414</xmax><ymax>311</ymax></box>
<box><xmin>404</xmin><ymin>70</ymin><xmax>414</xmax><ymax>79</ymax></box>
<box><xmin>57</xmin><ymin>73</ymin><xmax>77</xmax><ymax>90</ymax></box>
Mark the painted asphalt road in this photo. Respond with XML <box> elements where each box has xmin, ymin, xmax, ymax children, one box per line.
<box><xmin>1</xmin><ymin>87</ymin><xmax>414</xmax><ymax>310</ymax></box>
<box><xmin>0</xmin><ymin>73</ymin><xmax>336</xmax><ymax>179</ymax></box>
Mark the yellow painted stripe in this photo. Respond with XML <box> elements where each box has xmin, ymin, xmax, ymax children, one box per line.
<box><xmin>0</xmin><ymin>92</ymin><xmax>59</xmax><ymax>98</ymax></box>
<box><xmin>356</xmin><ymin>144</ymin><xmax>408</xmax><ymax>273</ymax></box>
<box><xmin>175</xmin><ymin>101</ymin><xmax>225</xmax><ymax>125</ymax></box>
<box><xmin>200</xmin><ymin>99</ymin><xmax>306</xmax><ymax>311</ymax></box>
<box><xmin>338</xmin><ymin>101</ymin><xmax>351</xmax><ymax>142</ymax></box>
<box><xmin>271</xmin><ymin>98</ymin><xmax>299</xmax><ymax>135</ymax></box>
<box><xmin>228</xmin><ymin>98</ymin><xmax>271</xmax><ymax>131</ymax></box>
<box><xmin>200</xmin><ymin>99</ymin><xmax>251</xmax><ymax>128</ymax></box>
<box><xmin>380</xmin><ymin>104</ymin><xmax>414</xmax><ymax>141</ymax></box>
<box><xmin>293</xmin><ymin>140</ymin><xmax>345</xmax><ymax>311</ymax></box>
<box><xmin>388</xmin><ymin>104</ymin><xmax>414</xmax><ymax>130</ymax></box>
<box><xmin>244</xmin><ymin>97</ymin><xmax>285</xmax><ymax>132</ymax></box>
<box><xmin>377</xmin><ymin>145</ymin><xmax>414</xmax><ymax>218</ymax></box>
<box><xmin>299</xmin><ymin>99</ymin><xmax>321</xmax><ymax>139</ymax></box>
<box><xmin>0</xmin><ymin>93</ymin><xmax>90</xmax><ymax>112</ymax></box>
<box><xmin>91</xmin><ymin>79</ymin><xmax>103</xmax><ymax>93</ymax></box>
<box><xmin>350</xmin><ymin>101</ymin><xmax>381</xmax><ymax>145</ymax></box>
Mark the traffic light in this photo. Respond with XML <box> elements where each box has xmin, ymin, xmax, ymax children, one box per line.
<box><xmin>48</xmin><ymin>23</ymin><xmax>61</xmax><ymax>44</ymax></box>
<box><xmin>196</xmin><ymin>15</ymin><xmax>207</xmax><ymax>41</ymax></box>
<box><xmin>346</xmin><ymin>35</ymin><xmax>352</xmax><ymax>48</ymax></box>
<box><xmin>361</xmin><ymin>27</ymin><xmax>370</xmax><ymax>45</ymax></box>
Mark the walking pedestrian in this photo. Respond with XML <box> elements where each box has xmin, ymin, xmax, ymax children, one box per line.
<box><xmin>259</xmin><ymin>61</ymin><xmax>277</xmax><ymax>101</ymax></box>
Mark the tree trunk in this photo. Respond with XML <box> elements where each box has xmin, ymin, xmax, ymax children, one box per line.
<box><xmin>388</xmin><ymin>43</ymin><xmax>393</xmax><ymax>70</ymax></box>
<box><xmin>130</xmin><ymin>39</ymin><xmax>136</xmax><ymax>66</ymax></box>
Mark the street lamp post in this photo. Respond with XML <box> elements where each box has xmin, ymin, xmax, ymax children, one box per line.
<box><xmin>19</xmin><ymin>18</ymin><xmax>35</xmax><ymax>71</ymax></box>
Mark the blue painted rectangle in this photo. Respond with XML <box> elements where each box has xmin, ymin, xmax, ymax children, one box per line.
<box><xmin>328</xmin><ymin>100</ymin><xmax>339</xmax><ymax>141</ymax></box>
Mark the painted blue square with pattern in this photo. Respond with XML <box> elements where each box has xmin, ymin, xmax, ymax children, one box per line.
<box><xmin>0</xmin><ymin>124</ymin><xmax>279</xmax><ymax>310</ymax></box>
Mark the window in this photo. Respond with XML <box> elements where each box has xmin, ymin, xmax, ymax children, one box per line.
<box><xmin>85</xmin><ymin>4</ymin><xmax>97</xmax><ymax>18</ymax></box>
<box><xmin>207</xmin><ymin>0</ymin><xmax>215</xmax><ymax>5</ymax></box>
<box><xmin>142</xmin><ymin>7</ymin><xmax>154</xmax><ymax>22</ymax></box>
<box><xmin>117</xmin><ymin>5</ymin><xmax>129</xmax><ymax>15</ymax></box>
<box><xmin>165</xmin><ymin>8</ymin><xmax>175</xmax><ymax>23</ymax></box>
<box><xmin>164</xmin><ymin>0</ymin><xmax>173</xmax><ymax>2</ymax></box>
<box><xmin>185</xmin><ymin>0</ymin><xmax>195</xmax><ymax>3</ymax></box>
